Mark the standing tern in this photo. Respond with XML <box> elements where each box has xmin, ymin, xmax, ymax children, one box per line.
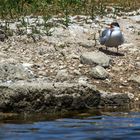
<box><xmin>99</xmin><ymin>22</ymin><xmax>124</xmax><ymax>53</ymax></box>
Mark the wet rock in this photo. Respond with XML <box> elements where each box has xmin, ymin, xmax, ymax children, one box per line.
<box><xmin>0</xmin><ymin>63</ymin><xmax>34</xmax><ymax>82</ymax></box>
<box><xmin>128</xmin><ymin>74</ymin><xmax>140</xmax><ymax>85</ymax></box>
<box><xmin>99</xmin><ymin>90</ymin><xmax>134</xmax><ymax>106</ymax></box>
<box><xmin>90</xmin><ymin>65</ymin><xmax>109</xmax><ymax>79</ymax></box>
<box><xmin>0</xmin><ymin>112</ymin><xmax>18</xmax><ymax>120</ymax></box>
<box><xmin>0</xmin><ymin>81</ymin><xmax>134</xmax><ymax>113</ymax></box>
<box><xmin>0</xmin><ymin>82</ymin><xmax>100</xmax><ymax>113</ymax></box>
<box><xmin>80</xmin><ymin>51</ymin><xmax>111</xmax><ymax>67</ymax></box>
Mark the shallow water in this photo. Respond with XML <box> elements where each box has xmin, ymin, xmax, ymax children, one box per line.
<box><xmin>0</xmin><ymin>111</ymin><xmax>140</xmax><ymax>140</ymax></box>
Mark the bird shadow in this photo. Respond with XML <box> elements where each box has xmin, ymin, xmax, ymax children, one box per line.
<box><xmin>98</xmin><ymin>47</ymin><xmax>124</xmax><ymax>56</ymax></box>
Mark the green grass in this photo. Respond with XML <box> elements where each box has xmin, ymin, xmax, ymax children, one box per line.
<box><xmin>0</xmin><ymin>0</ymin><xmax>139</xmax><ymax>39</ymax></box>
<box><xmin>0</xmin><ymin>0</ymin><xmax>140</xmax><ymax>19</ymax></box>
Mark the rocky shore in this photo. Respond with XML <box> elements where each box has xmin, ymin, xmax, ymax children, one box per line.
<box><xmin>0</xmin><ymin>10</ymin><xmax>140</xmax><ymax>114</ymax></box>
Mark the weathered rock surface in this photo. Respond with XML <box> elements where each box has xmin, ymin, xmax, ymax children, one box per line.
<box><xmin>0</xmin><ymin>81</ymin><xmax>134</xmax><ymax>113</ymax></box>
<box><xmin>99</xmin><ymin>90</ymin><xmax>134</xmax><ymax>106</ymax></box>
<box><xmin>0</xmin><ymin>82</ymin><xmax>99</xmax><ymax>113</ymax></box>
<box><xmin>90</xmin><ymin>65</ymin><xmax>109</xmax><ymax>79</ymax></box>
<box><xmin>80</xmin><ymin>51</ymin><xmax>111</xmax><ymax>67</ymax></box>
<box><xmin>0</xmin><ymin>63</ymin><xmax>34</xmax><ymax>82</ymax></box>
<box><xmin>0</xmin><ymin>30</ymin><xmax>8</xmax><ymax>42</ymax></box>
<box><xmin>128</xmin><ymin>74</ymin><xmax>140</xmax><ymax>85</ymax></box>
<box><xmin>55</xmin><ymin>69</ymin><xmax>70</xmax><ymax>82</ymax></box>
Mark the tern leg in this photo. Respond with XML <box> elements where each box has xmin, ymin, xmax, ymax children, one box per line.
<box><xmin>117</xmin><ymin>46</ymin><xmax>119</xmax><ymax>53</ymax></box>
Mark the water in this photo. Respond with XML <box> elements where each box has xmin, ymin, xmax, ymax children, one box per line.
<box><xmin>0</xmin><ymin>111</ymin><xmax>140</xmax><ymax>140</ymax></box>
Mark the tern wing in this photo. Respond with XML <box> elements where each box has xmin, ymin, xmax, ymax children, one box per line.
<box><xmin>117</xmin><ymin>32</ymin><xmax>124</xmax><ymax>45</ymax></box>
<box><xmin>99</xmin><ymin>28</ymin><xmax>110</xmax><ymax>45</ymax></box>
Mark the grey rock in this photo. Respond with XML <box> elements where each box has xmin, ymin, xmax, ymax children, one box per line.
<box><xmin>136</xmin><ymin>62</ymin><xmax>140</xmax><ymax>69</ymax></box>
<box><xmin>80</xmin><ymin>51</ymin><xmax>111</xmax><ymax>67</ymax></box>
<box><xmin>0</xmin><ymin>63</ymin><xmax>34</xmax><ymax>82</ymax></box>
<box><xmin>68</xmin><ymin>53</ymin><xmax>79</xmax><ymax>59</ymax></box>
<box><xmin>79</xmin><ymin>40</ymin><xmax>95</xmax><ymax>48</ymax></box>
<box><xmin>0</xmin><ymin>58</ymin><xmax>19</xmax><ymax>64</ymax></box>
<box><xmin>0</xmin><ymin>81</ymin><xmax>134</xmax><ymax>113</ymax></box>
<box><xmin>56</xmin><ymin>69</ymin><xmax>69</xmax><ymax>82</ymax></box>
<box><xmin>0</xmin><ymin>30</ymin><xmax>8</xmax><ymax>42</ymax></box>
<box><xmin>128</xmin><ymin>74</ymin><xmax>140</xmax><ymax>85</ymax></box>
<box><xmin>78</xmin><ymin>76</ymin><xmax>89</xmax><ymax>84</ymax></box>
<box><xmin>99</xmin><ymin>90</ymin><xmax>134</xmax><ymax>106</ymax></box>
<box><xmin>91</xmin><ymin>65</ymin><xmax>109</xmax><ymax>79</ymax></box>
<box><xmin>129</xmin><ymin>15</ymin><xmax>140</xmax><ymax>23</ymax></box>
<box><xmin>0</xmin><ymin>82</ymin><xmax>100</xmax><ymax>113</ymax></box>
<box><xmin>73</xmin><ymin>70</ymin><xmax>81</xmax><ymax>75</ymax></box>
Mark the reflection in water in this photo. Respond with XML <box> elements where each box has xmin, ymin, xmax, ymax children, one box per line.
<box><xmin>0</xmin><ymin>111</ymin><xmax>140</xmax><ymax>140</ymax></box>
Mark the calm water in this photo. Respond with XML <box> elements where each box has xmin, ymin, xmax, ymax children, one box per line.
<box><xmin>0</xmin><ymin>111</ymin><xmax>140</xmax><ymax>140</ymax></box>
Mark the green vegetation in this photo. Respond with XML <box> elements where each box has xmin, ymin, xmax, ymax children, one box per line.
<box><xmin>0</xmin><ymin>0</ymin><xmax>140</xmax><ymax>19</ymax></box>
<box><xmin>0</xmin><ymin>0</ymin><xmax>139</xmax><ymax>39</ymax></box>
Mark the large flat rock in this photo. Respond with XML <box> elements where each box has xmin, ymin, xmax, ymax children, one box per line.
<box><xmin>0</xmin><ymin>81</ymin><xmax>134</xmax><ymax>113</ymax></box>
<box><xmin>80</xmin><ymin>51</ymin><xmax>111</xmax><ymax>67</ymax></box>
<box><xmin>0</xmin><ymin>62</ymin><xmax>33</xmax><ymax>82</ymax></box>
<box><xmin>0</xmin><ymin>82</ymin><xmax>99</xmax><ymax>113</ymax></box>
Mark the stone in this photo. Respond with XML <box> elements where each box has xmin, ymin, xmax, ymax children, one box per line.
<box><xmin>0</xmin><ymin>30</ymin><xmax>8</xmax><ymax>42</ymax></box>
<box><xmin>80</xmin><ymin>51</ymin><xmax>111</xmax><ymax>67</ymax></box>
<box><xmin>3</xmin><ymin>58</ymin><xmax>19</xmax><ymax>64</ymax></box>
<box><xmin>136</xmin><ymin>62</ymin><xmax>140</xmax><ymax>69</ymax></box>
<box><xmin>99</xmin><ymin>90</ymin><xmax>134</xmax><ymax>106</ymax></box>
<box><xmin>78</xmin><ymin>76</ymin><xmax>89</xmax><ymax>84</ymax></box>
<box><xmin>129</xmin><ymin>15</ymin><xmax>140</xmax><ymax>23</ymax></box>
<box><xmin>90</xmin><ymin>65</ymin><xmax>109</xmax><ymax>79</ymax></box>
<box><xmin>79</xmin><ymin>40</ymin><xmax>95</xmax><ymax>48</ymax></box>
<box><xmin>0</xmin><ymin>81</ymin><xmax>134</xmax><ymax>113</ymax></box>
<box><xmin>0</xmin><ymin>52</ymin><xmax>7</xmax><ymax>58</ymax></box>
<box><xmin>22</xmin><ymin>63</ymin><xmax>33</xmax><ymax>68</ymax></box>
<box><xmin>0</xmin><ymin>62</ymin><xmax>34</xmax><ymax>82</ymax></box>
<box><xmin>0</xmin><ymin>81</ymin><xmax>100</xmax><ymax>113</ymax></box>
<box><xmin>128</xmin><ymin>74</ymin><xmax>140</xmax><ymax>85</ymax></box>
<box><xmin>73</xmin><ymin>70</ymin><xmax>81</xmax><ymax>75</ymax></box>
<box><xmin>68</xmin><ymin>53</ymin><xmax>79</xmax><ymax>59</ymax></box>
<box><xmin>55</xmin><ymin>69</ymin><xmax>69</xmax><ymax>82</ymax></box>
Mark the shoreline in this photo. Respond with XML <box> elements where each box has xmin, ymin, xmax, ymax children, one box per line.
<box><xmin>0</xmin><ymin>81</ymin><xmax>134</xmax><ymax>114</ymax></box>
<box><xmin>0</xmin><ymin>12</ymin><xmax>140</xmax><ymax>115</ymax></box>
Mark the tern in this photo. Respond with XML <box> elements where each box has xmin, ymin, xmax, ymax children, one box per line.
<box><xmin>99</xmin><ymin>22</ymin><xmax>124</xmax><ymax>53</ymax></box>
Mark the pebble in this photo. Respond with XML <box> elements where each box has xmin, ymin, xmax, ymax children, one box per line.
<box><xmin>90</xmin><ymin>65</ymin><xmax>109</xmax><ymax>80</ymax></box>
